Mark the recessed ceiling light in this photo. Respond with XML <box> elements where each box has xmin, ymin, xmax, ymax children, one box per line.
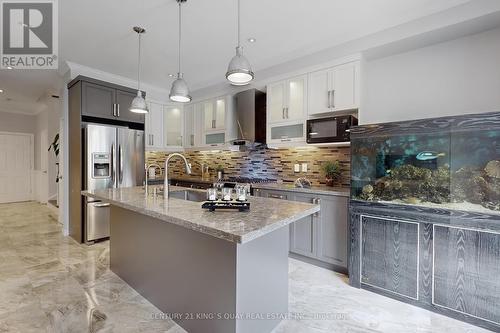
<box><xmin>247</xmin><ymin>38</ymin><xmax>256</xmax><ymax>43</ymax></box>
<box><xmin>0</xmin><ymin>89</ymin><xmax>3</xmax><ymax>93</ymax></box>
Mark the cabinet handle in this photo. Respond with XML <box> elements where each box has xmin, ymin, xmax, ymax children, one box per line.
<box><xmin>313</xmin><ymin>198</ymin><xmax>321</xmax><ymax>217</ymax></box>
<box><xmin>190</xmin><ymin>134</ymin><xmax>194</xmax><ymax>146</ymax></box>
<box><xmin>151</xmin><ymin>134</ymin><xmax>154</xmax><ymax>146</ymax></box>
<box><xmin>286</xmin><ymin>107</ymin><xmax>289</xmax><ymax>119</ymax></box>
<box><xmin>282</xmin><ymin>108</ymin><xmax>285</xmax><ymax>119</ymax></box>
<box><xmin>117</xmin><ymin>104</ymin><xmax>120</xmax><ymax>117</ymax></box>
<box><xmin>280</xmin><ymin>136</ymin><xmax>291</xmax><ymax>142</ymax></box>
<box><xmin>269</xmin><ymin>194</ymin><xmax>284</xmax><ymax>199</ymax></box>
<box><xmin>112</xmin><ymin>104</ymin><xmax>116</xmax><ymax>117</ymax></box>
<box><xmin>331</xmin><ymin>90</ymin><xmax>335</xmax><ymax>109</ymax></box>
<box><xmin>327</xmin><ymin>91</ymin><xmax>331</xmax><ymax>108</ymax></box>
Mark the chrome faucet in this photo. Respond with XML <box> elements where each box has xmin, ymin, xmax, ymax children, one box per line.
<box><xmin>144</xmin><ymin>163</ymin><xmax>163</xmax><ymax>195</ymax></box>
<box><xmin>164</xmin><ymin>153</ymin><xmax>192</xmax><ymax>198</ymax></box>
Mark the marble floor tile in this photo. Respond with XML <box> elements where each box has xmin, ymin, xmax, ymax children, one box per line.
<box><xmin>0</xmin><ymin>202</ymin><xmax>492</xmax><ymax>333</ymax></box>
<box><xmin>26</xmin><ymin>259</ymin><xmax>70</xmax><ymax>288</ymax></box>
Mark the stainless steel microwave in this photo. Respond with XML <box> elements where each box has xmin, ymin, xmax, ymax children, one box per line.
<box><xmin>306</xmin><ymin>115</ymin><xmax>358</xmax><ymax>144</ymax></box>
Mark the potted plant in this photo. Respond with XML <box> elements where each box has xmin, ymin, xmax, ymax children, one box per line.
<box><xmin>321</xmin><ymin>160</ymin><xmax>342</xmax><ymax>187</ymax></box>
<box><xmin>48</xmin><ymin>133</ymin><xmax>59</xmax><ymax>158</ymax></box>
<box><xmin>48</xmin><ymin>133</ymin><xmax>60</xmax><ymax>183</ymax></box>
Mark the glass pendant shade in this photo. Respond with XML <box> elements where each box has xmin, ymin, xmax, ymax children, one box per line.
<box><xmin>130</xmin><ymin>90</ymin><xmax>149</xmax><ymax>114</ymax></box>
<box><xmin>226</xmin><ymin>46</ymin><xmax>254</xmax><ymax>86</ymax></box>
<box><xmin>169</xmin><ymin>73</ymin><xmax>191</xmax><ymax>103</ymax></box>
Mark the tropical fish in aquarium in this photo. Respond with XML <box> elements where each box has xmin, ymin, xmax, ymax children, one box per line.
<box><xmin>416</xmin><ymin>151</ymin><xmax>446</xmax><ymax>161</ymax></box>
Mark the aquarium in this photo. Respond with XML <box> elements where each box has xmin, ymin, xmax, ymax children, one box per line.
<box><xmin>351</xmin><ymin>112</ymin><xmax>500</xmax><ymax>215</ymax></box>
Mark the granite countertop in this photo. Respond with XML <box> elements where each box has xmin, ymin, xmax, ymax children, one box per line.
<box><xmin>82</xmin><ymin>186</ymin><xmax>319</xmax><ymax>244</ymax></box>
<box><xmin>252</xmin><ymin>183</ymin><xmax>350</xmax><ymax>197</ymax></box>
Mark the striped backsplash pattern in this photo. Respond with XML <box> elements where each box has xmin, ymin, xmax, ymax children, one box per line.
<box><xmin>146</xmin><ymin>146</ymin><xmax>351</xmax><ymax>187</ymax></box>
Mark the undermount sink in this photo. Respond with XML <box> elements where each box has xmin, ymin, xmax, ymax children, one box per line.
<box><xmin>168</xmin><ymin>190</ymin><xmax>206</xmax><ymax>202</ymax></box>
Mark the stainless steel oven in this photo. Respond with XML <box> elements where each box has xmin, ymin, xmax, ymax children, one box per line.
<box><xmin>306</xmin><ymin>115</ymin><xmax>357</xmax><ymax>144</ymax></box>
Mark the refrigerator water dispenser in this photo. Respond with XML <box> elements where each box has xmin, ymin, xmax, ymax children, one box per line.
<box><xmin>92</xmin><ymin>153</ymin><xmax>111</xmax><ymax>178</ymax></box>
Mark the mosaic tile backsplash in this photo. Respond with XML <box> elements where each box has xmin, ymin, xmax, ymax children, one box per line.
<box><xmin>146</xmin><ymin>146</ymin><xmax>351</xmax><ymax>187</ymax></box>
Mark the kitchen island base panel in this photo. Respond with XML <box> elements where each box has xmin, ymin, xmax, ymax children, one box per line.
<box><xmin>110</xmin><ymin>206</ymin><xmax>289</xmax><ymax>333</ymax></box>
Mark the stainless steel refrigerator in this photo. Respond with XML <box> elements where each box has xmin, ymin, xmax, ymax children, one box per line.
<box><xmin>83</xmin><ymin>124</ymin><xmax>144</xmax><ymax>243</ymax></box>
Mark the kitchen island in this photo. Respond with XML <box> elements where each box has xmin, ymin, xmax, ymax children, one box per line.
<box><xmin>82</xmin><ymin>186</ymin><xmax>319</xmax><ymax>333</ymax></box>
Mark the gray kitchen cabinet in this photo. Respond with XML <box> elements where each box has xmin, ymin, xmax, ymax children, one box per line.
<box><xmin>317</xmin><ymin>195</ymin><xmax>348</xmax><ymax>267</ymax></box>
<box><xmin>80</xmin><ymin>78</ymin><xmax>144</xmax><ymax>124</ymax></box>
<box><xmin>290</xmin><ymin>193</ymin><xmax>317</xmax><ymax>258</ymax></box>
<box><xmin>262</xmin><ymin>190</ymin><xmax>289</xmax><ymax>200</ymax></box>
<box><xmin>81</xmin><ymin>82</ymin><xmax>116</xmax><ymax>120</ymax></box>
<box><xmin>256</xmin><ymin>188</ymin><xmax>348</xmax><ymax>273</ymax></box>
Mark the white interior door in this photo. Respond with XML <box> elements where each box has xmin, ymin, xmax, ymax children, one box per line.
<box><xmin>0</xmin><ymin>132</ymin><xmax>33</xmax><ymax>203</ymax></box>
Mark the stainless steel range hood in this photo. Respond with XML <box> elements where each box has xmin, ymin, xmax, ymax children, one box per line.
<box><xmin>230</xmin><ymin>89</ymin><xmax>267</xmax><ymax>150</ymax></box>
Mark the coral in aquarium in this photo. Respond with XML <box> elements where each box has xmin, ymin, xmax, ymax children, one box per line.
<box><xmin>358</xmin><ymin>160</ymin><xmax>500</xmax><ymax>212</ymax></box>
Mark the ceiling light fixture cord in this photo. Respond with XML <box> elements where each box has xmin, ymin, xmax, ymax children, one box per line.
<box><xmin>137</xmin><ymin>32</ymin><xmax>142</xmax><ymax>90</ymax></box>
<box><xmin>237</xmin><ymin>0</ymin><xmax>240</xmax><ymax>47</ymax></box>
<box><xmin>178</xmin><ymin>1</ymin><xmax>182</xmax><ymax>74</ymax></box>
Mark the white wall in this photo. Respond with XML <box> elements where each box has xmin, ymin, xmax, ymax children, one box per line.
<box><xmin>34</xmin><ymin>95</ymin><xmax>62</xmax><ymax>201</ymax></box>
<box><xmin>362</xmin><ymin>27</ymin><xmax>500</xmax><ymax>124</ymax></box>
<box><xmin>0</xmin><ymin>112</ymin><xmax>36</xmax><ymax>134</ymax></box>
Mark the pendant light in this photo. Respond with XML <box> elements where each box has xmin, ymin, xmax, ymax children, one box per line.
<box><xmin>225</xmin><ymin>0</ymin><xmax>254</xmax><ymax>86</ymax></box>
<box><xmin>130</xmin><ymin>26</ymin><xmax>149</xmax><ymax>114</ymax></box>
<box><xmin>170</xmin><ymin>0</ymin><xmax>191</xmax><ymax>103</ymax></box>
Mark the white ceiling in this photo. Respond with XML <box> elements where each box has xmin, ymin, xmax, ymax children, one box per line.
<box><xmin>59</xmin><ymin>0</ymin><xmax>472</xmax><ymax>91</ymax></box>
<box><xmin>0</xmin><ymin>0</ymin><xmax>492</xmax><ymax>115</ymax></box>
<box><xmin>0</xmin><ymin>70</ymin><xmax>61</xmax><ymax>115</ymax></box>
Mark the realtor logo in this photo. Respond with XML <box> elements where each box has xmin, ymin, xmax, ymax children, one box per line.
<box><xmin>1</xmin><ymin>0</ymin><xmax>58</xmax><ymax>69</ymax></box>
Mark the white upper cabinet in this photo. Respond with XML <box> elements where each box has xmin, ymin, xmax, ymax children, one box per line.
<box><xmin>268</xmin><ymin>82</ymin><xmax>286</xmax><ymax>123</ymax></box>
<box><xmin>183</xmin><ymin>104</ymin><xmax>195</xmax><ymax>148</ymax></box>
<box><xmin>267</xmin><ymin>74</ymin><xmax>307</xmax><ymax>124</ymax></box>
<box><xmin>182</xmin><ymin>95</ymin><xmax>235</xmax><ymax>149</ymax></box>
<box><xmin>145</xmin><ymin>101</ymin><xmax>184</xmax><ymax>151</ymax></box>
<box><xmin>332</xmin><ymin>62</ymin><xmax>358</xmax><ymax>111</ymax></box>
<box><xmin>145</xmin><ymin>102</ymin><xmax>164</xmax><ymax>149</ymax></box>
<box><xmin>308</xmin><ymin>61</ymin><xmax>360</xmax><ymax>116</ymax></box>
<box><xmin>164</xmin><ymin>104</ymin><xmax>183</xmax><ymax>148</ymax></box>
<box><xmin>307</xmin><ymin>69</ymin><xmax>331</xmax><ymax>115</ymax></box>
<box><xmin>203</xmin><ymin>97</ymin><xmax>226</xmax><ymax>132</ymax></box>
<box><xmin>287</xmin><ymin>76</ymin><xmax>307</xmax><ymax>121</ymax></box>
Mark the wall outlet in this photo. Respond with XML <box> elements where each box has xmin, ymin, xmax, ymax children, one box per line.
<box><xmin>301</xmin><ymin>163</ymin><xmax>308</xmax><ymax>172</ymax></box>
<box><xmin>294</xmin><ymin>164</ymin><xmax>300</xmax><ymax>172</ymax></box>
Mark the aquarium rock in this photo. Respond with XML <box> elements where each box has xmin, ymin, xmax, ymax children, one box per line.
<box><xmin>485</xmin><ymin>160</ymin><xmax>500</xmax><ymax>179</ymax></box>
